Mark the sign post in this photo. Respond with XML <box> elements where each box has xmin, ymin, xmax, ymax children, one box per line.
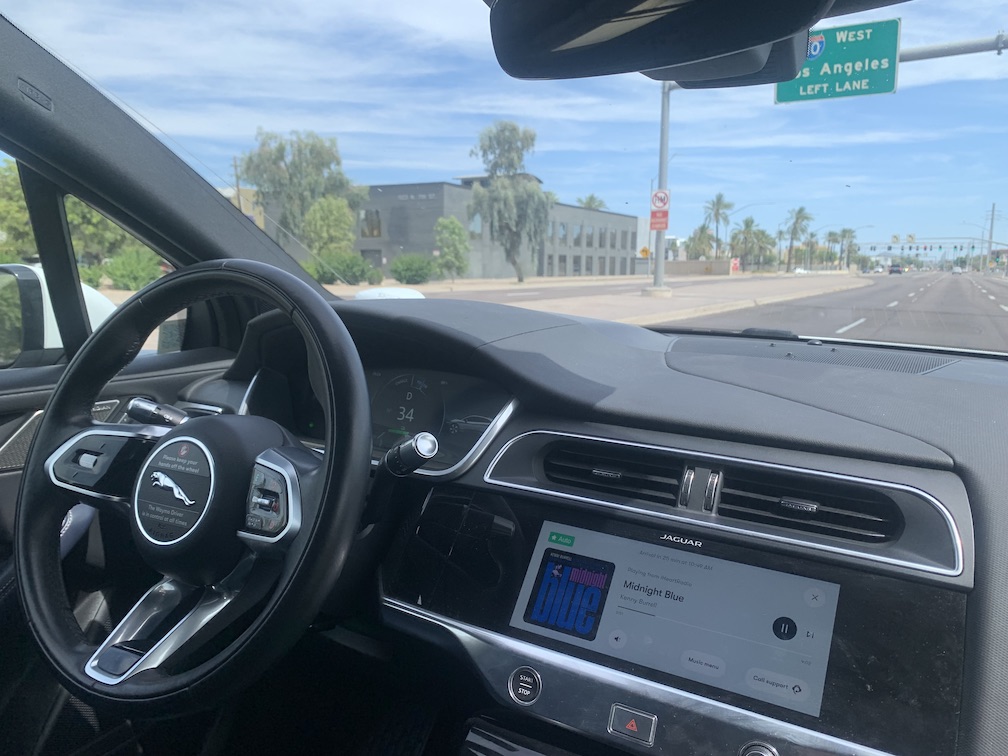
<box><xmin>775</xmin><ymin>19</ymin><xmax>900</xmax><ymax>104</ymax></box>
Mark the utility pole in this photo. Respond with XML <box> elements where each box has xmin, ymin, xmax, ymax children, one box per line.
<box><xmin>233</xmin><ymin>156</ymin><xmax>244</xmax><ymax>215</ymax></box>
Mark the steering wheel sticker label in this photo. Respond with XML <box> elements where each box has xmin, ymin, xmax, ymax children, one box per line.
<box><xmin>135</xmin><ymin>440</ymin><xmax>214</xmax><ymax>544</ymax></box>
<box><xmin>523</xmin><ymin>549</ymin><xmax>615</xmax><ymax>641</ymax></box>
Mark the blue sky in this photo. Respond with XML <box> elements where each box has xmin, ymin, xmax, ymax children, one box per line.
<box><xmin>3</xmin><ymin>0</ymin><xmax>1006</xmax><ymax>252</ymax></box>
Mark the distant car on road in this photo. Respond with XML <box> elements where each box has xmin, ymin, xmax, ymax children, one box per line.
<box><xmin>952</xmin><ymin>266</ymin><xmax>963</xmax><ymax>275</ymax></box>
<box><xmin>873</xmin><ymin>266</ymin><xmax>884</xmax><ymax>273</ymax></box>
<box><xmin>888</xmin><ymin>264</ymin><xmax>903</xmax><ymax>274</ymax></box>
<box><xmin>793</xmin><ymin>267</ymin><xmax>808</xmax><ymax>274</ymax></box>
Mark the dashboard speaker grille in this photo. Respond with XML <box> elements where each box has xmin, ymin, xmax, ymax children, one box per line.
<box><xmin>542</xmin><ymin>441</ymin><xmax>682</xmax><ymax>508</ymax></box>
<box><xmin>718</xmin><ymin>467</ymin><xmax>904</xmax><ymax>543</ymax></box>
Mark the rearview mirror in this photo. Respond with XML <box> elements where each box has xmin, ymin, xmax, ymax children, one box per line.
<box><xmin>489</xmin><ymin>0</ymin><xmax>835</xmax><ymax>79</ymax></box>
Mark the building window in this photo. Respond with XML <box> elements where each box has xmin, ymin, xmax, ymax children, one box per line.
<box><xmin>598</xmin><ymin>256</ymin><xmax>605</xmax><ymax>274</ymax></box>
<box><xmin>546</xmin><ymin>255</ymin><xmax>554</xmax><ymax>276</ymax></box>
<box><xmin>469</xmin><ymin>213</ymin><xmax>483</xmax><ymax>239</ymax></box>
<box><xmin>586</xmin><ymin>226</ymin><xmax>594</xmax><ymax>248</ymax></box>
<box><xmin>573</xmin><ymin>255</ymin><xmax>581</xmax><ymax>275</ymax></box>
<box><xmin>609</xmin><ymin>257</ymin><xmax>616</xmax><ymax>275</ymax></box>
<box><xmin>620</xmin><ymin>257</ymin><xmax>628</xmax><ymax>275</ymax></box>
<box><xmin>599</xmin><ymin>228</ymin><xmax>607</xmax><ymax>249</ymax></box>
<box><xmin>360</xmin><ymin>209</ymin><xmax>382</xmax><ymax>238</ymax></box>
<box><xmin>585</xmin><ymin>256</ymin><xmax>593</xmax><ymax>275</ymax></box>
<box><xmin>631</xmin><ymin>231</ymin><xmax>637</xmax><ymax>250</ymax></box>
<box><xmin>559</xmin><ymin>223</ymin><xmax>568</xmax><ymax>245</ymax></box>
<box><xmin>548</xmin><ymin>220</ymin><xmax>555</xmax><ymax>243</ymax></box>
<box><xmin>620</xmin><ymin>230</ymin><xmax>628</xmax><ymax>249</ymax></box>
<box><xmin>610</xmin><ymin>229</ymin><xmax>617</xmax><ymax>248</ymax></box>
<box><xmin>558</xmin><ymin>255</ymin><xmax>567</xmax><ymax>276</ymax></box>
<box><xmin>573</xmin><ymin>224</ymin><xmax>583</xmax><ymax>247</ymax></box>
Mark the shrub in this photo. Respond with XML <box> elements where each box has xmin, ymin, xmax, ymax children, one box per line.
<box><xmin>78</xmin><ymin>265</ymin><xmax>106</xmax><ymax>288</ymax></box>
<box><xmin>104</xmin><ymin>247</ymin><xmax>161</xmax><ymax>290</ymax></box>
<box><xmin>366</xmin><ymin>267</ymin><xmax>384</xmax><ymax>285</ymax></box>
<box><xmin>303</xmin><ymin>250</ymin><xmax>372</xmax><ymax>285</ymax></box>
<box><xmin>389</xmin><ymin>254</ymin><xmax>435</xmax><ymax>285</ymax></box>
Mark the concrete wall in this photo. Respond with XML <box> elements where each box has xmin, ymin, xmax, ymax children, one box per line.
<box><xmin>663</xmin><ymin>259</ymin><xmax>732</xmax><ymax>276</ymax></box>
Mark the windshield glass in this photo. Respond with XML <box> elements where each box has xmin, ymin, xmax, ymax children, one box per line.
<box><xmin>3</xmin><ymin>1</ymin><xmax>1005</xmax><ymax>352</ymax></box>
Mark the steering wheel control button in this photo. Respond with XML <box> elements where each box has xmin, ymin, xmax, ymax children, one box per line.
<box><xmin>507</xmin><ymin>666</ymin><xmax>542</xmax><ymax>705</ymax></box>
<box><xmin>244</xmin><ymin>463</ymin><xmax>288</xmax><ymax>536</ymax></box>
<box><xmin>608</xmin><ymin>703</ymin><xmax>657</xmax><ymax>746</ymax></box>
<box><xmin>134</xmin><ymin>438</ymin><xmax>214</xmax><ymax>545</ymax></box>
<box><xmin>772</xmin><ymin>616</ymin><xmax>798</xmax><ymax>641</ymax></box>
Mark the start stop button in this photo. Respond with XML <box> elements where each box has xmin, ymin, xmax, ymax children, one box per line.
<box><xmin>508</xmin><ymin>666</ymin><xmax>541</xmax><ymax>705</ymax></box>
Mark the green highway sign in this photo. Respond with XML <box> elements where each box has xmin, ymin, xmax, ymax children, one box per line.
<box><xmin>776</xmin><ymin>19</ymin><xmax>900</xmax><ymax>103</ymax></box>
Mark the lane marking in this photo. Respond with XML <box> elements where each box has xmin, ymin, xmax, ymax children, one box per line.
<box><xmin>989</xmin><ymin>295</ymin><xmax>996</xmax><ymax>301</ymax></box>
<box><xmin>1001</xmin><ymin>305</ymin><xmax>1008</xmax><ymax>313</ymax></box>
<box><xmin>908</xmin><ymin>292</ymin><xmax>916</xmax><ymax>297</ymax></box>
<box><xmin>886</xmin><ymin>301</ymin><xmax>898</xmax><ymax>308</ymax></box>
<box><xmin>506</xmin><ymin>291</ymin><xmax>543</xmax><ymax>297</ymax></box>
<box><xmin>982</xmin><ymin>289</ymin><xmax>988</xmax><ymax>294</ymax></box>
<box><xmin>919</xmin><ymin>288</ymin><xmax>924</xmax><ymax>292</ymax></box>
<box><xmin>835</xmin><ymin>318</ymin><xmax>866</xmax><ymax>335</ymax></box>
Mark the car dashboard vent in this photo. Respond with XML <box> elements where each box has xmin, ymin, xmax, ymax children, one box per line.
<box><xmin>542</xmin><ymin>441</ymin><xmax>683</xmax><ymax>509</ymax></box>
<box><xmin>717</xmin><ymin>467</ymin><xmax>904</xmax><ymax>543</ymax></box>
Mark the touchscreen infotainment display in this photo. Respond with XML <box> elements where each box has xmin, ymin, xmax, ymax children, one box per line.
<box><xmin>510</xmin><ymin>522</ymin><xmax>841</xmax><ymax>717</ymax></box>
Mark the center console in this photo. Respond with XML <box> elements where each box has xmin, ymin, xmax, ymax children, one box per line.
<box><xmin>381</xmin><ymin>485</ymin><xmax>966</xmax><ymax>755</ymax></box>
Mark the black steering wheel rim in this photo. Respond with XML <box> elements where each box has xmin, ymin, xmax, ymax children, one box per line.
<box><xmin>14</xmin><ymin>259</ymin><xmax>371</xmax><ymax>714</ymax></box>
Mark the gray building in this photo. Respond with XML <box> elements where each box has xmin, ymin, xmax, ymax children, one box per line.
<box><xmin>353</xmin><ymin>179</ymin><xmax>640</xmax><ymax>279</ymax></box>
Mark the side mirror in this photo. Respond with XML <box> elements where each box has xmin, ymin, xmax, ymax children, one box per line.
<box><xmin>0</xmin><ymin>264</ymin><xmax>47</xmax><ymax>367</ymax></box>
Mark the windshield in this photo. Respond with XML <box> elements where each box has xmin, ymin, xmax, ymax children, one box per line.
<box><xmin>2</xmin><ymin>1</ymin><xmax>1005</xmax><ymax>352</ymax></box>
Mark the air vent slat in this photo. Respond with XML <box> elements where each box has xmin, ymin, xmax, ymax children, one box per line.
<box><xmin>718</xmin><ymin>470</ymin><xmax>903</xmax><ymax>543</ymax></box>
<box><xmin>542</xmin><ymin>443</ymin><xmax>682</xmax><ymax>509</ymax></box>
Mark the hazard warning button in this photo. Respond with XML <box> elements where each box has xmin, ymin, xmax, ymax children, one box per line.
<box><xmin>608</xmin><ymin>703</ymin><xmax>657</xmax><ymax>746</ymax></box>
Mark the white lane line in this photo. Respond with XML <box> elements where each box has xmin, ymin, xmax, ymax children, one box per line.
<box><xmin>990</xmin><ymin>295</ymin><xmax>997</xmax><ymax>300</ymax></box>
<box><xmin>908</xmin><ymin>292</ymin><xmax>916</xmax><ymax>297</ymax></box>
<box><xmin>835</xmin><ymin>318</ymin><xmax>866</xmax><ymax>335</ymax></box>
<box><xmin>982</xmin><ymin>289</ymin><xmax>988</xmax><ymax>294</ymax></box>
<box><xmin>506</xmin><ymin>291</ymin><xmax>543</xmax><ymax>297</ymax></box>
<box><xmin>919</xmin><ymin>288</ymin><xmax>924</xmax><ymax>292</ymax></box>
<box><xmin>886</xmin><ymin>301</ymin><xmax>898</xmax><ymax>308</ymax></box>
<box><xmin>1001</xmin><ymin>305</ymin><xmax>1008</xmax><ymax>313</ymax></box>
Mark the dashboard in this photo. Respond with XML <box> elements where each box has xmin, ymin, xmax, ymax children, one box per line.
<box><xmin>179</xmin><ymin>299</ymin><xmax>991</xmax><ymax>756</ymax></box>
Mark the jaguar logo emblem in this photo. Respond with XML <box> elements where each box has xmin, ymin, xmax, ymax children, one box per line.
<box><xmin>150</xmin><ymin>471</ymin><xmax>196</xmax><ymax>507</ymax></box>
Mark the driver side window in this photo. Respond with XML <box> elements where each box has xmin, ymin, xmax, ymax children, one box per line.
<box><xmin>0</xmin><ymin>157</ymin><xmax>184</xmax><ymax>366</ymax></box>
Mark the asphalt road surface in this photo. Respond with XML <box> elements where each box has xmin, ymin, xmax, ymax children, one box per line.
<box><xmin>669</xmin><ymin>272</ymin><xmax>1008</xmax><ymax>352</ymax></box>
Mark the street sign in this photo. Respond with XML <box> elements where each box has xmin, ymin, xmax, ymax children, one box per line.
<box><xmin>650</xmin><ymin>189</ymin><xmax>670</xmax><ymax>230</ymax></box>
<box><xmin>775</xmin><ymin>19</ymin><xmax>900</xmax><ymax>103</ymax></box>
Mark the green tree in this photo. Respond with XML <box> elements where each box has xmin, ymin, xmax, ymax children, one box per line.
<box><xmin>468</xmin><ymin>121</ymin><xmax>551</xmax><ymax>282</ymax></box>
<box><xmin>703</xmin><ymin>192</ymin><xmax>734</xmax><ymax>259</ymax></box>
<box><xmin>390</xmin><ymin>254</ymin><xmax>436</xmax><ymax>285</ymax></box>
<box><xmin>240</xmin><ymin>129</ymin><xmax>366</xmax><ymax>240</ymax></box>
<box><xmin>754</xmin><ymin>228</ymin><xmax>776</xmax><ymax>270</ymax></box>
<box><xmin>839</xmin><ymin>227</ymin><xmax>857</xmax><ymax>269</ymax></box>
<box><xmin>0</xmin><ymin>160</ymin><xmax>34</xmax><ymax>263</ymax></box>
<box><xmin>302</xmin><ymin>196</ymin><xmax>355</xmax><ymax>256</ymax></box>
<box><xmin>826</xmin><ymin>230</ymin><xmax>840</xmax><ymax>265</ymax></box>
<box><xmin>577</xmin><ymin>194</ymin><xmax>607</xmax><ymax>210</ymax></box>
<box><xmin>64</xmin><ymin>196</ymin><xmax>138</xmax><ymax>268</ymax></box>
<box><xmin>434</xmin><ymin>216</ymin><xmax>469</xmax><ymax>282</ymax></box>
<box><xmin>785</xmin><ymin>207</ymin><xmax>813</xmax><ymax>273</ymax></box>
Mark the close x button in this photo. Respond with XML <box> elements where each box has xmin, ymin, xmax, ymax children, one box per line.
<box><xmin>608</xmin><ymin>703</ymin><xmax>657</xmax><ymax>747</ymax></box>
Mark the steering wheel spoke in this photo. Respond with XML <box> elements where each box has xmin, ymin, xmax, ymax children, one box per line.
<box><xmin>84</xmin><ymin>551</ymin><xmax>278</xmax><ymax>685</ymax></box>
<box><xmin>237</xmin><ymin>446</ymin><xmax>321</xmax><ymax>552</ymax></box>
<box><xmin>45</xmin><ymin>424</ymin><xmax>171</xmax><ymax>514</ymax></box>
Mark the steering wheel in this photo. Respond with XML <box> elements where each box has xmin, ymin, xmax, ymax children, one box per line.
<box><xmin>14</xmin><ymin>259</ymin><xmax>371</xmax><ymax>715</ymax></box>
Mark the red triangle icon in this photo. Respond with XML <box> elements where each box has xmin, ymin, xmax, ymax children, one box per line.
<box><xmin>625</xmin><ymin>719</ymin><xmax>638</xmax><ymax>733</ymax></box>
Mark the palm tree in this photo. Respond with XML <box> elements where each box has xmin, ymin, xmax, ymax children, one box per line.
<box><xmin>839</xmin><ymin>227</ymin><xmax>856</xmax><ymax>268</ymax></box>
<box><xmin>704</xmin><ymin>193</ymin><xmax>734</xmax><ymax>259</ymax></box>
<box><xmin>755</xmin><ymin>228</ymin><xmax>775</xmax><ymax>270</ymax></box>
<box><xmin>733</xmin><ymin>216</ymin><xmax>758</xmax><ymax>269</ymax></box>
<box><xmin>684</xmin><ymin>223</ymin><xmax>713</xmax><ymax>260</ymax></box>
<box><xmin>806</xmin><ymin>232</ymin><xmax>819</xmax><ymax>270</ymax></box>
<box><xmin>826</xmin><ymin>230</ymin><xmax>840</xmax><ymax>266</ymax></box>
<box><xmin>576</xmin><ymin>193</ymin><xmax>607</xmax><ymax>210</ymax></box>
<box><xmin>776</xmin><ymin>228</ymin><xmax>786</xmax><ymax>270</ymax></box>
<box><xmin>785</xmin><ymin>207</ymin><xmax>813</xmax><ymax>272</ymax></box>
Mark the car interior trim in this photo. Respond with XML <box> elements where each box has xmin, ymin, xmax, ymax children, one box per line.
<box><xmin>413</xmin><ymin>398</ymin><xmax>519</xmax><ymax>479</ymax></box>
<box><xmin>237</xmin><ymin>448</ymin><xmax>303</xmax><ymax>551</ymax></box>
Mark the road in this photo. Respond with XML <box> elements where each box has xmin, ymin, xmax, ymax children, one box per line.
<box><xmin>669</xmin><ymin>272</ymin><xmax>1008</xmax><ymax>351</ymax></box>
